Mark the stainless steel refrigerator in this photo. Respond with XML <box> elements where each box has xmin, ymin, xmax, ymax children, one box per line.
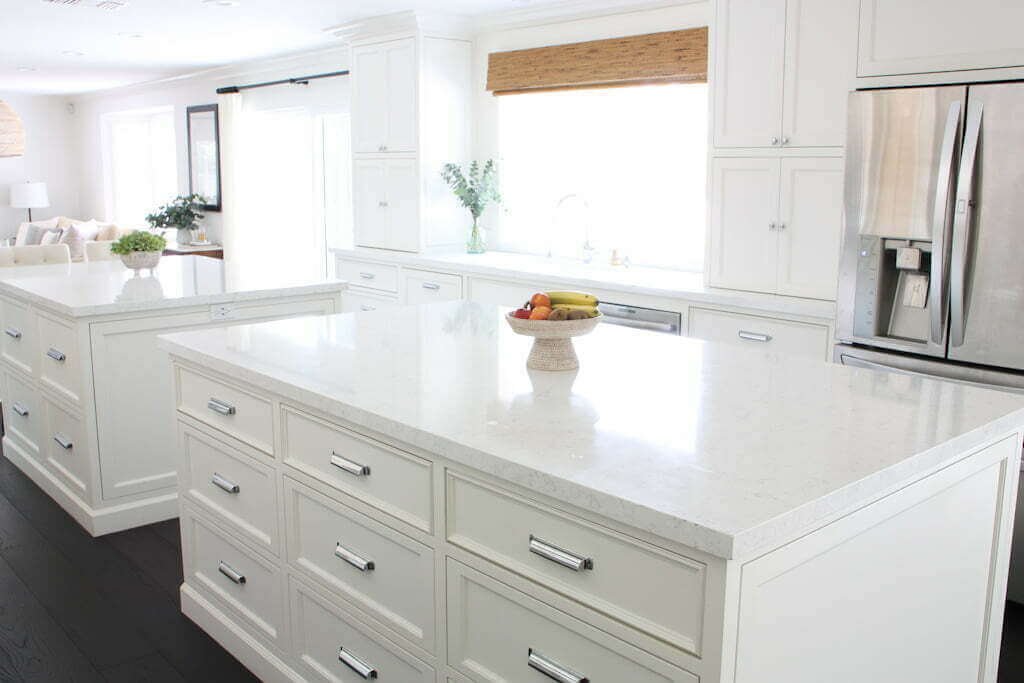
<box><xmin>834</xmin><ymin>82</ymin><xmax>1024</xmax><ymax>600</ymax></box>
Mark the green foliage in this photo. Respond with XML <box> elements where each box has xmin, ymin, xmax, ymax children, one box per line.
<box><xmin>146</xmin><ymin>194</ymin><xmax>207</xmax><ymax>231</ymax></box>
<box><xmin>110</xmin><ymin>230</ymin><xmax>167</xmax><ymax>255</ymax></box>
<box><xmin>440</xmin><ymin>160</ymin><xmax>501</xmax><ymax>221</ymax></box>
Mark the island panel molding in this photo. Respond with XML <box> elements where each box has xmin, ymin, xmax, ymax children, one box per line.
<box><xmin>160</xmin><ymin>303</ymin><xmax>1024</xmax><ymax>682</ymax></box>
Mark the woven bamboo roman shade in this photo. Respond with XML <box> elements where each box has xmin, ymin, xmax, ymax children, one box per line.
<box><xmin>0</xmin><ymin>100</ymin><xmax>26</xmax><ymax>158</ymax></box>
<box><xmin>487</xmin><ymin>27</ymin><xmax>707</xmax><ymax>95</ymax></box>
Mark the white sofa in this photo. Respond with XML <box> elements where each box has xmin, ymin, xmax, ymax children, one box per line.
<box><xmin>0</xmin><ymin>244</ymin><xmax>72</xmax><ymax>267</ymax></box>
<box><xmin>12</xmin><ymin>217</ymin><xmax>125</xmax><ymax>262</ymax></box>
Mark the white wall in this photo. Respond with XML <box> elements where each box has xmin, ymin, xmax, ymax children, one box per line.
<box><xmin>0</xmin><ymin>93</ymin><xmax>80</xmax><ymax>240</ymax></box>
<box><xmin>73</xmin><ymin>46</ymin><xmax>351</xmax><ymax>244</ymax></box>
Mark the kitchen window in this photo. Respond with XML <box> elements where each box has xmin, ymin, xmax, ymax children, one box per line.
<box><xmin>102</xmin><ymin>107</ymin><xmax>177</xmax><ymax>228</ymax></box>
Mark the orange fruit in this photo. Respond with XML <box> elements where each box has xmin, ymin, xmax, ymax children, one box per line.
<box><xmin>529</xmin><ymin>306</ymin><xmax>552</xmax><ymax>320</ymax></box>
<box><xmin>530</xmin><ymin>293</ymin><xmax>551</xmax><ymax>309</ymax></box>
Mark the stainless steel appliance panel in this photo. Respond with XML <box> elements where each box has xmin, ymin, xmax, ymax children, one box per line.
<box><xmin>837</xmin><ymin>86</ymin><xmax>966</xmax><ymax>358</ymax></box>
<box><xmin>833</xmin><ymin>343</ymin><xmax>1024</xmax><ymax>393</ymax></box>
<box><xmin>947</xmin><ymin>82</ymin><xmax>1024</xmax><ymax>371</ymax></box>
<box><xmin>597</xmin><ymin>303</ymin><xmax>681</xmax><ymax>335</ymax></box>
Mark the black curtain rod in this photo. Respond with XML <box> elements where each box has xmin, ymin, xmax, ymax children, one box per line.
<box><xmin>216</xmin><ymin>69</ymin><xmax>350</xmax><ymax>95</ymax></box>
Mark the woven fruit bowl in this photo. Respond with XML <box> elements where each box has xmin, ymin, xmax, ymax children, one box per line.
<box><xmin>505</xmin><ymin>312</ymin><xmax>602</xmax><ymax>371</ymax></box>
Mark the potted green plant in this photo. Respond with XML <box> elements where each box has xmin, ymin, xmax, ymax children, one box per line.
<box><xmin>146</xmin><ymin>194</ymin><xmax>207</xmax><ymax>247</ymax></box>
<box><xmin>441</xmin><ymin>160</ymin><xmax>501</xmax><ymax>254</ymax></box>
<box><xmin>110</xmin><ymin>230</ymin><xmax>167</xmax><ymax>272</ymax></box>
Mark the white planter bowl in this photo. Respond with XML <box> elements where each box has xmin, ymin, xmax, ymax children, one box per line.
<box><xmin>120</xmin><ymin>250</ymin><xmax>162</xmax><ymax>272</ymax></box>
<box><xmin>505</xmin><ymin>312</ymin><xmax>602</xmax><ymax>371</ymax></box>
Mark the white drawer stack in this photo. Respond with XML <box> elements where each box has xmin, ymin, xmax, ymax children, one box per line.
<box><xmin>172</xmin><ymin>362</ymin><xmax>710</xmax><ymax>682</ymax></box>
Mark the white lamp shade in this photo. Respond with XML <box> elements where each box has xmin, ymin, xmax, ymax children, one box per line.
<box><xmin>10</xmin><ymin>182</ymin><xmax>49</xmax><ymax>209</ymax></box>
<box><xmin>0</xmin><ymin>100</ymin><xmax>25</xmax><ymax>158</ymax></box>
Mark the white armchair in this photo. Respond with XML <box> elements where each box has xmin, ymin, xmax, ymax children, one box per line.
<box><xmin>0</xmin><ymin>244</ymin><xmax>72</xmax><ymax>267</ymax></box>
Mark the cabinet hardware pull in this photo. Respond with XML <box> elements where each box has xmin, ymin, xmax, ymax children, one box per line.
<box><xmin>777</xmin><ymin>222</ymin><xmax>786</xmax><ymax>231</ymax></box>
<box><xmin>4</xmin><ymin>327</ymin><xmax>21</xmax><ymax>339</ymax></box>
<box><xmin>207</xmin><ymin>398</ymin><xmax>236</xmax><ymax>416</ymax></box>
<box><xmin>529</xmin><ymin>535</ymin><xmax>593</xmax><ymax>572</ymax></box>
<box><xmin>330</xmin><ymin>452</ymin><xmax>371</xmax><ymax>476</ymax></box>
<box><xmin>358</xmin><ymin>272</ymin><xmax>376</xmax><ymax>280</ymax></box>
<box><xmin>338</xmin><ymin>647</ymin><xmax>378</xmax><ymax>679</ymax></box>
<box><xmin>11</xmin><ymin>402</ymin><xmax>28</xmax><ymax>417</ymax></box>
<box><xmin>771</xmin><ymin>136</ymin><xmax>780</xmax><ymax>145</ymax></box>
<box><xmin>46</xmin><ymin>348</ymin><xmax>66</xmax><ymax>362</ymax></box>
<box><xmin>211</xmin><ymin>473</ymin><xmax>240</xmax><ymax>494</ymax></box>
<box><xmin>528</xmin><ymin>649</ymin><xmax>589</xmax><ymax>683</ymax></box>
<box><xmin>360</xmin><ymin>304</ymin><xmax>376</xmax><ymax>312</ymax></box>
<box><xmin>421</xmin><ymin>282</ymin><xmax>441</xmax><ymax>291</ymax></box>
<box><xmin>378</xmin><ymin>200</ymin><xmax>389</xmax><ymax>208</ymax></box>
<box><xmin>218</xmin><ymin>561</ymin><xmax>246</xmax><ymax>585</ymax></box>
<box><xmin>335</xmin><ymin>542</ymin><xmax>375</xmax><ymax>572</ymax></box>
<box><xmin>53</xmin><ymin>434</ymin><xmax>73</xmax><ymax>450</ymax></box>
<box><xmin>738</xmin><ymin>330</ymin><xmax>772</xmax><ymax>343</ymax></box>
<box><xmin>781</xmin><ymin>136</ymin><xmax>790</xmax><ymax>145</ymax></box>
<box><xmin>768</xmin><ymin>222</ymin><xmax>776</xmax><ymax>231</ymax></box>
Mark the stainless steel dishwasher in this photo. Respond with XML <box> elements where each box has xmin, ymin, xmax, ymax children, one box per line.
<box><xmin>597</xmin><ymin>302</ymin><xmax>681</xmax><ymax>335</ymax></box>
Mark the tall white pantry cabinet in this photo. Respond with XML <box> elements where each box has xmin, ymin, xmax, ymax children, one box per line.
<box><xmin>347</xmin><ymin>13</ymin><xmax>473</xmax><ymax>254</ymax></box>
<box><xmin>708</xmin><ymin>0</ymin><xmax>857</xmax><ymax>301</ymax></box>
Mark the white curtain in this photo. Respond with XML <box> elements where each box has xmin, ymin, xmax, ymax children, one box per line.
<box><xmin>217</xmin><ymin>91</ymin><xmax>244</xmax><ymax>282</ymax></box>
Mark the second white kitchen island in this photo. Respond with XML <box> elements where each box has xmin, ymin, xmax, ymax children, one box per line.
<box><xmin>159</xmin><ymin>301</ymin><xmax>1024</xmax><ymax>683</ymax></box>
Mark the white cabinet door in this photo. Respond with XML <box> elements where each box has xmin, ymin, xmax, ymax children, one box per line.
<box><xmin>385</xmin><ymin>157</ymin><xmax>420</xmax><ymax>252</ymax></box>
<box><xmin>385</xmin><ymin>38</ymin><xmax>418</xmax><ymax>153</ymax></box>
<box><xmin>353</xmin><ymin>159</ymin><xmax>388</xmax><ymax>249</ymax></box>
<box><xmin>351</xmin><ymin>44</ymin><xmax>388</xmax><ymax>154</ymax></box>
<box><xmin>708</xmin><ymin>158</ymin><xmax>780</xmax><ymax>294</ymax></box>
<box><xmin>782</xmin><ymin>0</ymin><xmax>858</xmax><ymax>147</ymax></box>
<box><xmin>776</xmin><ymin>158</ymin><xmax>844</xmax><ymax>300</ymax></box>
<box><xmin>713</xmin><ymin>0</ymin><xmax>786</xmax><ymax>148</ymax></box>
<box><xmin>858</xmin><ymin>0</ymin><xmax>1024</xmax><ymax>77</ymax></box>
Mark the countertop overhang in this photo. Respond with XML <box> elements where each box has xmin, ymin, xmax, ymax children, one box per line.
<box><xmin>158</xmin><ymin>301</ymin><xmax>1024</xmax><ymax>559</ymax></box>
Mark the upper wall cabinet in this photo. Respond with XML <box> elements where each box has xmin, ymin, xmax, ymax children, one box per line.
<box><xmin>858</xmin><ymin>0</ymin><xmax>1024</xmax><ymax>77</ymax></box>
<box><xmin>352</xmin><ymin>38</ymin><xmax>418</xmax><ymax>154</ymax></box>
<box><xmin>713</xmin><ymin>0</ymin><xmax>858</xmax><ymax>149</ymax></box>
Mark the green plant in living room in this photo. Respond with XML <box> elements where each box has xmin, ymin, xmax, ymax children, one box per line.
<box><xmin>145</xmin><ymin>193</ymin><xmax>207</xmax><ymax>247</ymax></box>
<box><xmin>441</xmin><ymin>160</ymin><xmax>501</xmax><ymax>254</ymax></box>
<box><xmin>111</xmin><ymin>230</ymin><xmax>167</xmax><ymax>272</ymax></box>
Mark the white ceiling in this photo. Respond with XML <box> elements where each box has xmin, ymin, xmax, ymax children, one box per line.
<box><xmin>0</xmin><ymin>0</ymin><xmax>539</xmax><ymax>95</ymax></box>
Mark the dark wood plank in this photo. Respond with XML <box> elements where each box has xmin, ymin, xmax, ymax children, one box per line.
<box><xmin>150</xmin><ymin>519</ymin><xmax>182</xmax><ymax>549</ymax></box>
<box><xmin>1000</xmin><ymin>600</ymin><xmax>1024</xmax><ymax>683</ymax></box>
<box><xmin>101</xmin><ymin>653</ymin><xmax>186</xmax><ymax>683</ymax></box>
<box><xmin>0</xmin><ymin>553</ymin><xmax>104</xmax><ymax>683</ymax></box>
<box><xmin>107</xmin><ymin>526</ymin><xmax>184</xmax><ymax>601</ymax></box>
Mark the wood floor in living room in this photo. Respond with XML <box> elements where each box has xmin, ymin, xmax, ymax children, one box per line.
<box><xmin>0</xmin><ymin>446</ymin><xmax>1020</xmax><ymax>682</ymax></box>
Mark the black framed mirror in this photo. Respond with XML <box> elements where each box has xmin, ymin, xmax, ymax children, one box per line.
<box><xmin>186</xmin><ymin>104</ymin><xmax>221</xmax><ymax>212</ymax></box>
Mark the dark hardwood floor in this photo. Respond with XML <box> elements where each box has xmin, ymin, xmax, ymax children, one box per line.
<box><xmin>0</xmin><ymin>446</ymin><xmax>1022</xmax><ymax>682</ymax></box>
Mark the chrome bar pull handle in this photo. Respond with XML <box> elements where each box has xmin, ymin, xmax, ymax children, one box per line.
<box><xmin>218</xmin><ymin>561</ymin><xmax>246</xmax><ymax>585</ymax></box>
<box><xmin>358</xmin><ymin>271</ymin><xmax>376</xmax><ymax>280</ymax></box>
<box><xmin>929</xmin><ymin>100</ymin><xmax>962</xmax><ymax>344</ymax></box>
<box><xmin>4</xmin><ymin>327</ymin><xmax>21</xmax><ymax>339</ymax></box>
<box><xmin>528</xmin><ymin>649</ymin><xmax>589</xmax><ymax>683</ymax></box>
<box><xmin>738</xmin><ymin>330</ymin><xmax>772</xmax><ymax>343</ymax></box>
<box><xmin>335</xmin><ymin>542</ymin><xmax>375</xmax><ymax>572</ymax></box>
<box><xmin>53</xmin><ymin>434</ymin><xmax>73</xmax><ymax>450</ymax></box>
<box><xmin>211</xmin><ymin>473</ymin><xmax>240</xmax><ymax>494</ymax></box>
<box><xmin>11</xmin><ymin>402</ymin><xmax>28</xmax><ymax>417</ymax></box>
<box><xmin>207</xmin><ymin>398</ymin><xmax>236</xmax><ymax>416</ymax></box>
<box><xmin>529</xmin><ymin>535</ymin><xmax>593</xmax><ymax>572</ymax></box>
<box><xmin>950</xmin><ymin>100</ymin><xmax>983</xmax><ymax>348</ymax></box>
<box><xmin>338</xmin><ymin>647</ymin><xmax>378</xmax><ymax>679</ymax></box>
<box><xmin>330</xmin><ymin>452</ymin><xmax>370</xmax><ymax>477</ymax></box>
<box><xmin>421</xmin><ymin>282</ymin><xmax>441</xmax><ymax>291</ymax></box>
<box><xmin>46</xmin><ymin>348</ymin><xmax>66</xmax><ymax>362</ymax></box>
<box><xmin>359</xmin><ymin>304</ymin><xmax>376</xmax><ymax>312</ymax></box>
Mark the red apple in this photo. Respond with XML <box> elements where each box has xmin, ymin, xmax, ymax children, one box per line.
<box><xmin>513</xmin><ymin>308</ymin><xmax>531</xmax><ymax>319</ymax></box>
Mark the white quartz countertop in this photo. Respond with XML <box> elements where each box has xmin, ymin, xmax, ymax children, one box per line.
<box><xmin>158</xmin><ymin>301</ymin><xmax>1024</xmax><ymax>559</ymax></box>
<box><xmin>0</xmin><ymin>256</ymin><xmax>347</xmax><ymax>318</ymax></box>
<box><xmin>333</xmin><ymin>247</ymin><xmax>836</xmax><ymax>320</ymax></box>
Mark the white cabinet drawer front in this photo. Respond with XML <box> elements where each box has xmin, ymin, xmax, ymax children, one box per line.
<box><xmin>689</xmin><ymin>307</ymin><xmax>829</xmax><ymax>360</ymax></box>
<box><xmin>337</xmin><ymin>260</ymin><xmax>399</xmax><ymax>293</ymax></box>
<box><xmin>447</xmin><ymin>473</ymin><xmax>706</xmax><ymax>654</ymax></box>
<box><xmin>291</xmin><ymin>578</ymin><xmax>434</xmax><ymax>683</ymax></box>
<box><xmin>182</xmin><ymin>507</ymin><xmax>285</xmax><ymax>646</ymax></box>
<box><xmin>1</xmin><ymin>298</ymin><xmax>35</xmax><ymax>376</ymax></box>
<box><xmin>36</xmin><ymin>313</ymin><xmax>80</xmax><ymax>405</ymax></box>
<box><xmin>177</xmin><ymin>367</ymin><xmax>274</xmax><ymax>454</ymax></box>
<box><xmin>4</xmin><ymin>370</ymin><xmax>41</xmax><ymax>459</ymax></box>
<box><xmin>181</xmin><ymin>424</ymin><xmax>279</xmax><ymax>554</ymax></box>
<box><xmin>403</xmin><ymin>270</ymin><xmax>463</xmax><ymax>306</ymax></box>
<box><xmin>43</xmin><ymin>397</ymin><xmax>89</xmax><ymax>497</ymax></box>
<box><xmin>284</xmin><ymin>478</ymin><xmax>436</xmax><ymax>651</ymax></box>
<box><xmin>342</xmin><ymin>290</ymin><xmax>400</xmax><ymax>314</ymax></box>
<box><xmin>447</xmin><ymin>560</ymin><xmax>698</xmax><ymax>683</ymax></box>
<box><xmin>283</xmin><ymin>406</ymin><xmax>432</xmax><ymax>532</ymax></box>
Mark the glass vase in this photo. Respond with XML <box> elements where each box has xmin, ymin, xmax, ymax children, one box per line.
<box><xmin>467</xmin><ymin>220</ymin><xmax>486</xmax><ymax>254</ymax></box>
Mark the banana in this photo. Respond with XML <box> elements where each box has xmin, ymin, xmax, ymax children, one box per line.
<box><xmin>552</xmin><ymin>303</ymin><xmax>599</xmax><ymax>313</ymax></box>
<box><xmin>547</xmin><ymin>291</ymin><xmax>599</xmax><ymax>306</ymax></box>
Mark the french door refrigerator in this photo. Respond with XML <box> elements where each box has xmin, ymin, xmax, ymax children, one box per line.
<box><xmin>834</xmin><ymin>81</ymin><xmax>1024</xmax><ymax>602</ymax></box>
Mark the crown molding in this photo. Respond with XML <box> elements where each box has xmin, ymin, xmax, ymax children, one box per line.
<box><xmin>472</xmin><ymin>0</ymin><xmax>696</xmax><ymax>33</ymax></box>
<box><xmin>323</xmin><ymin>10</ymin><xmax>473</xmax><ymax>44</ymax></box>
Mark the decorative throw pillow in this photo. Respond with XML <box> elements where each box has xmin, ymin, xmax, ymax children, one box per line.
<box><xmin>59</xmin><ymin>220</ymin><xmax>98</xmax><ymax>261</ymax></box>
<box><xmin>40</xmin><ymin>230</ymin><xmax>63</xmax><ymax>246</ymax></box>
<box><xmin>14</xmin><ymin>217</ymin><xmax>61</xmax><ymax>246</ymax></box>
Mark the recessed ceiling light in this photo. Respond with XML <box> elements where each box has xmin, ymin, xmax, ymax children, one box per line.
<box><xmin>118</xmin><ymin>31</ymin><xmax>144</xmax><ymax>38</ymax></box>
<box><xmin>17</xmin><ymin>66</ymin><xmax>38</xmax><ymax>72</ymax></box>
<box><xmin>203</xmin><ymin>0</ymin><xmax>240</xmax><ymax>6</ymax></box>
<box><xmin>61</xmin><ymin>50</ymin><xmax>86</xmax><ymax>57</ymax></box>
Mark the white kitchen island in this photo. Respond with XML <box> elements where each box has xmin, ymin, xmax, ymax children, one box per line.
<box><xmin>159</xmin><ymin>301</ymin><xmax>1024</xmax><ymax>683</ymax></box>
<box><xmin>0</xmin><ymin>255</ymin><xmax>345</xmax><ymax>535</ymax></box>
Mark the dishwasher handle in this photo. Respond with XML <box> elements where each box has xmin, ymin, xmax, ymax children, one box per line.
<box><xmin>597</xmin><ymin>303</ymin><xmax>681</xmax><ymax>335</ymax></box>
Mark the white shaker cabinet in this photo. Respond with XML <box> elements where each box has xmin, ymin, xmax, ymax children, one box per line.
<box><xmin>353</xmin><ymin>157</ymin><xmax>419</xmax><ymax>252</ymax></box>
<box><xmin>709</xmin><ymin>157</ymin><xmax>843</xmax><ymax>300</ymax></box>
<box><xmin>351</xmin><ymin>38</ymin><xmax>417</xmax><ymax>154</ymax></box>
<box><xmin>713</xmin><ymin>0</ymin><xmax>857</xmax><ymax>149</ymax></box>
<box><xmin>858</xmin><ymin>0</ymin><xmax>1024</xmax><ymax>77</ymax></box>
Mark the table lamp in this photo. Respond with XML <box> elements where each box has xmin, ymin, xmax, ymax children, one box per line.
<box><xmin>10</xmin><ymin>182</ymin><xmax>49</xmax><ymax>222</ymax></box>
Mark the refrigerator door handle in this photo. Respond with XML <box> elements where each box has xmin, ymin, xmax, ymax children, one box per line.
<box><xmin>950</xmin><ymin>101</ymin><xmax>983</xmax><ymax>348</ymax></box>
<box><xmin>929</xmin><ymin>101</ymin><xmax>962</xmax><ymax>344</ymax></box>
